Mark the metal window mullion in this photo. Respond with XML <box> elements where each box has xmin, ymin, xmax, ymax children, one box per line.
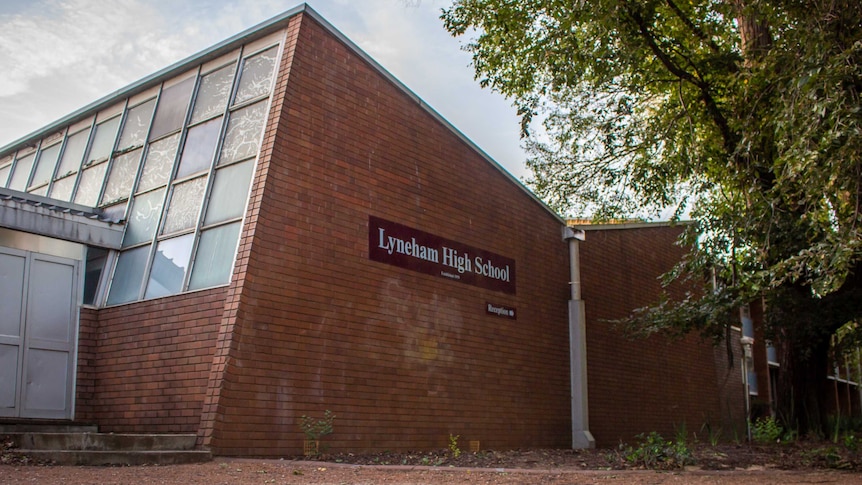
<box><xmin>42</xmin><ymin>126</ymin><xmax>70</xmax><ymax>197</ymax></box>
<box><xmin>182</xmin><ymin>52</ymin><xmax>249</xmax><ymax>292</ymax></box>
<box><xmin>95</xmin><ymin>100</ymin><xmax>129</xmax><ymax>207</ymax></box>
<box><xmin>69</xmin><ymin>117</ymin><xmax>100</xmax><ymax>203</ymax></box>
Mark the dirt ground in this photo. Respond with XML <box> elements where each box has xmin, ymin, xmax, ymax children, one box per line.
<box><xmin>3</xmin><ymin>442</ymin><xmax>862</xmax><ymax>484</ymax></box>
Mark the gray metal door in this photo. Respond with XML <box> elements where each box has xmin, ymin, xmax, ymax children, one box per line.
<box><xmin>0</xmin><ymin>248</ymin><xmax>79</xmax><ymax>419</ymax></box>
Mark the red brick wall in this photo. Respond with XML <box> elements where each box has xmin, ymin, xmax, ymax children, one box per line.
<box><xmin>204</xmin><ymin>13</ymin><xmax>571</xmax><ymax>456</ymax></box>
<box><xmin>75</xmin><ymin>307</ymin><xmax>98</xmax><ymax>422</ymax></box>
<box><xmin>579</xmin><ymin>225</ymin><xmax>745</xmax><ymax>446</ymax></box>
<box><xmin>77</xmin><ymin>288</ymin><xmax>225</xmax><ymax>433</ymax></box>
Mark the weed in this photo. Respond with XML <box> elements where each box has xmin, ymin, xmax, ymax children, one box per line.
<box><xmin>448</xmin><ymin>434</ymin><xmax>461</xmax><ymax>458</ymax></box>
<box><xmin>700</xmin><ymin>421</ymin><xmax>722</xmax><ymax>446</ymax></box>
<box><xmin>621</xmin><ymin>432</ymin><xmax>694</xmax><ymax>469</ymax></box>
<box><xmin>752</xmin><ymin>416</ymin><xmax>784</xmax><ymax>444</ymax></box>
<box><xmin>299</xmin><ymin>410</ymin><xmax>335</xmax><ymax>441</ymax></box>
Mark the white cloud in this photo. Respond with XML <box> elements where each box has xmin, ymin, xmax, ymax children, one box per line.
<box><xmin>0</xmin><ymin>0</ymin><xmax>529</xmax><ymax>180</ymax></box>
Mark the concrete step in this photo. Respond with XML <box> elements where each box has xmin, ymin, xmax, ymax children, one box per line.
<box><xmin>0</xmin><ymin>422</ymin><xmax>98</xmax><ymax>433</ymax></box>
<box><xmin>10</xmin><ymin>449</ymin><xmax>212</xmax><ymax>466</ymax></box>
<box><xmin>6</xmin><ymin>432</ymin><xmax>198</xmax><ymax>451</ymax></box>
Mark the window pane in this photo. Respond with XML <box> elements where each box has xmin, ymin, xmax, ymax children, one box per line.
<box><xmin>106</xmin><ymin>245</ymin><xmax>150</xmax><ymax>305</ymax></box>
<box><xmin>123</xmin><ymin>188</ymin><xmax>165</xmax><ymax>247</ymax></box>
<box><xmin>118</xmin><ymin>98</ymin><xmax>156</xmax><ymax>150</ymax></box>
<box><xmin>219</xmin><ymin>101</ymin><xmax>267</xmax><ymax>166</ymax></box>
<box><xmin>150</xmin><ymin>77</ymin><xmax>195</xmax><ymax>140</ymax></box>
<box><xmin>31</xmin><ymin>143</ymin><xmax>62</xmax><ymax>188</ymax></box>
<box><xmin>86</xmin><ymin>117</ymin><xmax>121</xmax><ymax>165</ymax></box>
<box><xmin>205</xmin><ymin>159</ymin><xmax>253</xmax><ymax>225</ymax></box>
<box><xmin>28</xmin><ymin>185</ymin><xmax>48</xmax><ymax>196</ymax></box>
<box><xmin>0</xmin><ymin>164</ymin><xmax>10</xmax><ymax>187</ymax></box>
<box><xmin>49</xmin><ymin>174</ymin><xmax>76</xmax><ymax>201</ymax></box>
<box><xmin>56</xmin><ymin>128</ymin><xmax>90</xmax><ymax>178</ymax></box>
<box><xmin>234</xmin><ymin>46</ymin><xmax>278</xmax><ymax>105</ymax></box>
<box><xmin>162</xmin><ymin>176</ymin><xmax>206</xmax><ymax>234</ymax></box>
<box><xmin>101</xmin><ymin>202</ymin><xmax>127</xmax><ymax>222</ymax></box>
<box><xmin>73</xmin><ymin>162</ymin><xmax>108</xmax><ymax>206</ymax></box>
<box><xmin>138</xmin><ymin>133</ymin><xmax>179</xmax><ymax>192</ymax></box>
<box><xmin>176</xmin><ymin>117</ymin><xmax>221</xmax><ymax>179</ymax></box>
<box><xmin>189</xmin><ymin>221</ymin><xmax>241</xmax><ymax>290</ymax></box>
<box><xmin>144</xmin><ymin>234</ymin><xmax>194</xmax><ymax>299</ymax></box>
<box><xmin>101</xmin><ymin>149</ymin><xmax>142</xmax><ymax>204</ymax></box>
<box><xmin>83</xmin><ymin>247</ymin><xmax>108</xmax><ymax>305</ymax></box>
<box><xmin>8</xmin><ymin>153</ymin><xmax>35</xmax><ymax>191</ymax></box>
<box><xmin>191</xmin><ymin>64</ymin><xmax>235</xmax><ymax>124</ymax></box>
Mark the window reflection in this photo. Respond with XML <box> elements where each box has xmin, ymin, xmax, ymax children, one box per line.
<box><xmin>145</xmin><ymin>234</ymin><xmax>194</xmax><ymax>299</ymax></box>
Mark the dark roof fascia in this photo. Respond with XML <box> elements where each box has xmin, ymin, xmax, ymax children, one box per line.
<box><xmin>2</xmin><ymin>2</ymin><xmax>565</xmax><ymax>226</ymax></box>
<box><xmin>575</xmin><ymin>220</ymin><xmax>694</xmax><ymax>231</ymax></box>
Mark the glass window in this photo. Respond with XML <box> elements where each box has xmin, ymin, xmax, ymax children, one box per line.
<box><xmin>86</xmin><ymin>117</ymin><xmax>121</xmax><ymax>165</ymax></box>
<box><xmin>117</xmin><ymin>99</ymin><xmax>156</xmax><ymax>151</ymax></box>
<box><xmin>55</xmin><ymin>128</ymin><xmax>90</xmax><ymax>178</ymax></box>
<box><xmin>234</xmin><ymin>46</ymin><xmax>278</xmax><ymax>105</ymax></box>
<box><xmin>123</xmin><ymin>188</ymin><xmax>165</xmax><ymax>247</ymax></box>
<box><xmin>175</xmin><ymin>117</ymin><xmax>221</xmax><ymax>179</ymax></box>
<box><xmin>144</xmin><ymin>234</ymin><xmax>194</xmax><ymax>299</ymax></box>
<box><xmin>101</xmin><ymin>202</ymin><xmax>127</xmax><ymax>222</ymax></box>
<box><xmin>219</xmin><ymin>101</ymin><xmax>267</xmax><ymax>166</ymax></box>
<box><xmin>162</xmin><ymin>176</ymin><xmax>206</xmax><ymax>234</ymax></box>
<box><xmin>30</xmin><ymin>143</ymin><xmax>62</xmax><ymax>189</ymax></box>
<box><xmin>83</xmin><ymin>247</ymin><xmax>108</xmax><ymax>305</ymax></box>
<box><xmin>101</xmin><ymin>149</ymin><xmax>142</xmax><ymax>204</ymax></box>
<box><xmin>106</xmin><ymin>245</ymin><xmax>150</xmax><ymax>305</ymax></box>
<box><xmin>138</xmin><ymin>133</ymin><xmax>179</xmax><ymax>192</ymax></box>
<box><xmin>73</xmin><ymin>162</ymin><xmax>108</xmax><ymax>206</ymax></box>
<box><xmin>189</xmin><ymin>221</ymin><xmax>241</xmax><ymax>290</ymax></box>
<box><xmin>205</xmin><ymin>159</ymin><xmax>254</xmax><ymax>225</ymax></box>
<box><xmin>191</xmin><ymin>64</ymin><xmax>235</xmax><ymax>124</ymax></box>
<box><xmin>8</xmin><ymin>153</ymin><xmax>36</xmax><ymax>191</ymax></box>
<box><xmin>49</xmin><ymin>175</ymin><xmax>76</xmax><ymax>201</ymax></box>
<box><xmin>0</xmin><ymin>163</ymin><xmax>11</xmax><ymax>187</ymax></box>
<box><xmin>150</xmin><ymin>77</ymin><xmax>195</xmax><ymax>140</ymax></box>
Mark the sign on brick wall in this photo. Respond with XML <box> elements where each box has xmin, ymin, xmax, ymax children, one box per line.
<box><xmin>369</xmin><ymin>215</ymin><xmax>516</xmax><ymax>294</ymax></box>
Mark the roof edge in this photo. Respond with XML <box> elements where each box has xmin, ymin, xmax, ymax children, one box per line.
<box><xmin>1</xmin><ymin>3</ymin><xmax>564</xmax><ymax>226</ymax></box>
<box><xmin>0</xmin><ymin>4</ymin><xmax>309</xmax><ymax>155</ymax></box>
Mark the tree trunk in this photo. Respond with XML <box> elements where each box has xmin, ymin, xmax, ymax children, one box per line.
<box><xmin>775</xmin><ymin>318</ymin><xmax>832</xmax><ymax>437</ymax></box>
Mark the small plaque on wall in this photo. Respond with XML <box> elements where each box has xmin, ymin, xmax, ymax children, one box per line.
<box><xmin>486</xmin><ymin>302</ymin><xmax>516</xmax><ymax>319</ymax></box>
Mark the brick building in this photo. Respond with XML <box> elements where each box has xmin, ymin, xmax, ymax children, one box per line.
<box><xmin>0</xmin><ymin>5</ymin><xmax>749</xmax><ymax>455</ymax></box>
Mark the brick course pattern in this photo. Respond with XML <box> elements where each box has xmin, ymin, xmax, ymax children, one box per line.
<box><xmin>76</xmin><ymin>288</ymin><xmax>225</xmax><ymax>433</ymax></box>
<box><xmin>579</xmin><ymin>225</ymin><xmax>746</xmax><ymax>447</ymax></box>
<box><xmin>201</xmin><ymin>13</ymin><xmax>572</xmax><ymax>456</ymax></box>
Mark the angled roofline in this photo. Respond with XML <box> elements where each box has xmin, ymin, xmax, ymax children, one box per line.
<box><xmin>0</xmin><ymin>3</ymin><xmax>565</xmax><ymax>225</ymax></box>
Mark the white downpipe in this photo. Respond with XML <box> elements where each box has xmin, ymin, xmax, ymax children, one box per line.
<box><xmin>564</xmin><ymin>226</ymin><xmax>595</xmax><ymax>449</ymax></box>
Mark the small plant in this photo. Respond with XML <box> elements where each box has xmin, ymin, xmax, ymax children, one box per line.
<box><xmin>299</xmin><ymin>410</ymin><xmax>335</xmax><ymax>441</ymax></box>
<box><xmin>448</xmin><ymin>434</ymin><xmax>461</xmax><ymax>458</ymax></box>
<box><xmin>621</xmin><ymin>432</ymin><xmax>694</xmax><ymax>470</ymax></box>
<box><xmin>752</xmin><ymin>416</ymin><xmax>783</xmax><ymax>444</ymax></box>
<box><xmin>700</xmin><ymin>421</ymin><xmax>722</xmax><ymax>446</ymax></box>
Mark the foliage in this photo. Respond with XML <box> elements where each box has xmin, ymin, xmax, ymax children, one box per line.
<box><xmin>299</xmin><ymin>410</ymin><xmax>335</xmax><ymax>441</ymax></box>
<box><xmin>752</xmin><ymin>416</ymin><xmax>785</xmax><ymax>444</ymax></box>
<box><xmin>442</xmin><ymin>0</ymin><xmax>862</xmax><ymax>437</ymax></box>
<box><xmin>620</xmin><ymin>432</ymin><xmax>694</xmax><ymax>469</ymax></box>
<box><xmin>448</xmin><ymin>434</ymin><xmax>461</xmax><ymax>458</ymax></box>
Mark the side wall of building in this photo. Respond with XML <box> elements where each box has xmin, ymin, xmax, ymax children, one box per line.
<box><xmin>75</xmin><ymin>288</ymin><xmax>226</xmax><ymax>433</ymax></box>
<box><xmin>579</xmin><ymin>225</ymin><xmax>746</xmax><ymax>447</ymax></box>
<box><xmin>203</xmin><ymin>14</ymin><xmax>572</xmax><ymax>455</ymax></box>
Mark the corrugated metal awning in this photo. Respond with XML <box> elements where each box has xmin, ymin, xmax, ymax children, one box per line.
<box><xmin>0</xmin><ymin>188</ymin><xmax>124</xmax><ymax>249</ymax></box>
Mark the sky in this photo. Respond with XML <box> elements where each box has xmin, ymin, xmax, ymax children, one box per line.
<box><xmin>0</xmin><ymin>0</ymin><xmax>531</xmax><ymax>180</ymax></box>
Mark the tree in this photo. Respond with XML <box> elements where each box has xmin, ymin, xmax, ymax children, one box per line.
<box><xmin>442</xmin><ymin>0</ymin><xmax>862</xmax><ymax>437</ymax></box>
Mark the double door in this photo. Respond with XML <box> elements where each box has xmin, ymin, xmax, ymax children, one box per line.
<box><xmin>0</xmin><ymin>248</ymin><xmax>79</xmax><ymax>419</ymax></box>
